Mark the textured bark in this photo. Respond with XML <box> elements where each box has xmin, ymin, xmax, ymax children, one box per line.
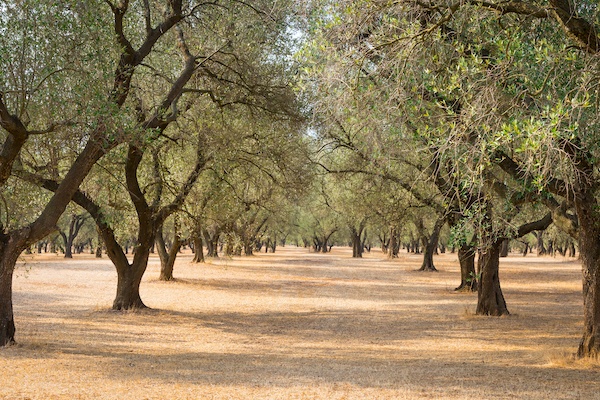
<box><xmin>0</xmin><ymin>234</ymin><xmax>23</xmax><ymax>346</ymax></box>
<box><xmin>112</xmin><ymin>263</ymin><xmax>147</xmax><ymax>310</ymax></box>
<box><xmin>574</xmin><ymin>192</ymin><xmax>600</xmax><ymax>357</ymax></box>
<box><xmin>476</xmin><ymin>239</ymin><xmax>509</xmax><ymax>316</ymax></box>
<box><xmin>419</xmin><ymin>248</ymin><xmax>436</xmax><ymax>271</ymax></box>
<box><xmin>475</xmin><ymin>210</ymin><xmax>552</xmax><ymax>316</ymax></box>
<box><xmin>455</xmin><ymin>244</ymin><xmax>477</xmax><ymax>292</ymax></box>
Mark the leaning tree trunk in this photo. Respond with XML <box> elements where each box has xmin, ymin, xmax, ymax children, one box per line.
<box><xmin>575</xmin><ymin>194</ymin><xmax>600</xmax><ymax>357</ymax></box>
<box><xmin>455</xmin><ymin>243</ymin><xmax>477</xmax><ymax>292</ymax></box>
<box><xmin>476</xmin><ymin>239</ymin><xmax>508</xmax><ymax>316</ymax></box>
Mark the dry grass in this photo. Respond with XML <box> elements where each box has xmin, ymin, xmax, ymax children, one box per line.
<box><xmin>1</xmin><ymin>247</ymin><xmax>599</xmax><ymax>399</ymax></box>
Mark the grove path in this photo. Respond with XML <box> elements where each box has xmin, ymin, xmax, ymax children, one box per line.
<box><xmin>1</xmin><ymin>246</ymin><xmax>599</xmax><ymax>399</ymax></box>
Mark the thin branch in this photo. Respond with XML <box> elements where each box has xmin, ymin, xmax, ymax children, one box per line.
<box><xmin>142</xmin><ymin>0</ymin><xmax>152</xmax><ymax>35</ymax></box>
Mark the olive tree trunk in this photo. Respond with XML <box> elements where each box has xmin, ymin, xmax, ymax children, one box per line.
<box><xmin>0</xmin><ymin>234</ymin><xmax>25</xmax><ymax>345</ymax></box>
<box><xmin>575</xmin><ymin>193</ymin><xmax>600</xmax><ymax>357</ymax></box>
<box><xmin>455</xmin><ymin>243</ymin><xmax>477</xmax><ymax>292</ymax></box>
<box><xmin>418</xmin><ymin>217</ymin><xmax>444</xmax><ymax>272</ymax></box>
<box><xmin>192</xmin><ymin>234</ymin><xmax>204</xmax><ymax>263</ymax></box>
<box><xmin>476</xmin><ymin>239</ymin><xmax>508</xmax><ymax>316</ymax></box>
<box><xmin>156</xmin><ymin>224</ymin><xmax>181</xmax><ymax>281</ymax></box>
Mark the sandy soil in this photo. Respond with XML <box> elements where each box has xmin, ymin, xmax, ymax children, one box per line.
<box><xmin>1</xmin><ymin>246</ymin><xmax>599</xmax><ymax>399</ymax></box>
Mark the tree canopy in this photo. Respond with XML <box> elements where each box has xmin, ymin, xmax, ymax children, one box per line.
<box><xmin>2</xmin><ymin>0</ymin><xmax>600</xmax><ymax>358</ymax></box>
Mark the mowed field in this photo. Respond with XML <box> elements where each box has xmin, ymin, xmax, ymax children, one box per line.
<box><xmin>1</xmin><ymin>246</ymin><xmax>599</xmax><ymax>399</ymax></box>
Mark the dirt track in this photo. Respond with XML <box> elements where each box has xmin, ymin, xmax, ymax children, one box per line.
<box><xmin>1</xmin><ymin>247</ymin><xmax>599</xmax><ymax>399</ymax></box>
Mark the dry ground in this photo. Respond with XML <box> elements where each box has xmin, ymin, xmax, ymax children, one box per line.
<box><xmin>1</xmin><ymin>246</ymin><xmax>599</xmax><ymax>399</ymax></box>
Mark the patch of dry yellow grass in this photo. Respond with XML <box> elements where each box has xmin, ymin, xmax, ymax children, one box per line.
<box><xmin>1</xmin><ymin>247</ymin><xmax>599</xmax><ymax>399</ymax></box>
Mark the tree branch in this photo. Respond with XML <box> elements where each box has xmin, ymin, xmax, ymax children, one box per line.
<box><xmin>516</xmin><ymin>212</ymin><xmax>553</xmax><ymax>238</ymax></box>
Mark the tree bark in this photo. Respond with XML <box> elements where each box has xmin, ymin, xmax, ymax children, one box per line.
<box><xmin>0</xmin><ymin>233</ymin><xmax>24</xmax><ymax>345</ymax></box>
<box><xmin>574</xmin><ymin>193</ymin><xmax>600</xmax><ymax>357</ymax></box>
<box><xmin>156</xmin><ymin>224</ymin><xmax>181</xmax><ymax>281</ymax></box>
<box><xmin>59</xmin><ymin>213</ymin><xmax>87</xmax><ymax>259</ymax></box>
<box><xmin>476</xmin><ymin>239</ymin><xmax>509</xmax><ymax>316</ymax></box>
<box><xmin>475</xmin><ymin>209</ymin><xmax>552</xmax><ymax>316</ymax></box>
<box><xmin>243</xmin><ymin>240</ymin><xmax>254</xmax><ymax>256</ymax></box>
<box><xmin>500</xmin><ymin>239</ymin><xmax>509</xmax><ymax>257</ymax></box>
<box><xmin>379</xmin><ymin>232</ymin><xmax>389</xmax><ymax>253</ymax></box>
<box><xmin>536</xmin><ymin>231</ymin><xmax>547</xmax><ymax>256</ymax></box>
<box><xmin>350</xmin><ymin>223</ymin><xmax>366</xmax><ymax>258</ymax></box>
<box><xmin>388</xmin><ymin>226</ymin><xmax>399</xmax><ymax>259</ymax></box>
<box><xmin>112</xmin><ymin>260</ymin><xmax>147</xmax><ymax>310</ymax></box>
<box><xmin>225</xmin><ymin>235</ymin><xmax>234</xmax><ymax>256</ymax></box>
<box><xmin>95</xmin><ymin>229</ymin><xmax>103</xmax><ymax>258</ymax></box>
<box><xmin>522</xmin><ymin>242</ymin><xmax>529</xmax><ymax>256</ymax></box>
<box><xmin>568</xmin><ymin>241</ymin><xmax>576</xmax><ymax>258</ymax></box>
<box><xmin>192</xmin><ymin>235</ymin><xmax>204</xmax><ymax>263</ymax></box>
<box><xmin>418</xmin><ymin>217</ymin><xmax>444</xmax><ymax>272</ymax></box>
<box><xmin>455</xmin><ymin>243</ymin><xmax>477</xmax><ymax>292</ymax></box>
<box><xmin>320</xmin><ymin>229</ymin><xmax>337</xmax><ymax>254</ymax></box>
<box><xmin>203</xmin><ymin>229</ymin><xmax>219</xmax><ymax>257</ymax></box>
